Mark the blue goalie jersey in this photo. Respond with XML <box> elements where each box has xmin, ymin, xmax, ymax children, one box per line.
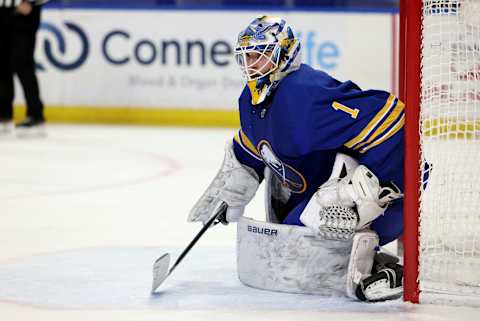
<box><xmin>233</xmin><ymin>64</ymin><xmax>404</xmax><ymax>245</ymax></box>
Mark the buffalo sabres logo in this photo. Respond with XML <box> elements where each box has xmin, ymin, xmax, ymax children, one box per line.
<box><xmin>242</xmin><ymin>17</ymin><xmax>282</xmax><ymax>41</ymax></box>
<box><xmin>252</xmin><ymin>23</ymin><xmax>272</xmax><ymax>40</ymax></box>
<box><xmin>257</xmin><ymin>140</ymin><xmax>307</xmax><ymax>194</ymax></box>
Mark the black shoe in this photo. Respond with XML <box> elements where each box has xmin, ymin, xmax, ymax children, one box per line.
<box><xmin>15</xmin><ymin>117</ymin><xmax>45</xmax><ymax>128</ymax></box>
<box><xmin>0</xmin><ymin>118</ymin><xmax>14</xmax><ymax>135</ymax></box>
<box><xmin>15</xmin><ymin>117</ymin><xmax>46</xmax><ymax>137</ymax></box>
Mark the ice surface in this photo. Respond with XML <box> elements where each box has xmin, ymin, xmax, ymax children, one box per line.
<box><xmin>0</xmin><ymin>246</ymin><xmax>395</xmax><ymax>310</ymax></box>
<box><xmin>0</xmin><ymin>125</ymin><xmax>478</xmax><ymax>321</ymax></box>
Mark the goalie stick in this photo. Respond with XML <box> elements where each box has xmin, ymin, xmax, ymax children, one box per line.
<box><xmin>151</xmin><ymin>201</ymin><xmax>228</xmax><ymax>293</ymax></box>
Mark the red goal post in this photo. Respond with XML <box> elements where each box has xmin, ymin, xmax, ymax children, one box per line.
<box><xmin>401</xmin><ymin>0</ymin><xmax>480</xmax><ymax>305</ymax></box>
<box><xmin>401</xmin><ymin>0</ymin><xmax>422</xmax><ymax>304</ymax></box>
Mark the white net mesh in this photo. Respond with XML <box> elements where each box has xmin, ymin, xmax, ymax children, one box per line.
<box><xmin>420</xmin><ymin>0</ymin><xmax>480</xmax><ymax>300</ymax></box>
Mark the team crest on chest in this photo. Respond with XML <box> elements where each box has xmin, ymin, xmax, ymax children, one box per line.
<box><xmin>257</xmin><ymin>140</ymin><xmax>307</xmax><ymax>194</ymax></box>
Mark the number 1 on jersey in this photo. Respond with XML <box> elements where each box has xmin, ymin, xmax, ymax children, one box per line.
<box><xmin>332</xmin><ymin>101</ymin><xmax>360</xmax><ymax>119</ymax></box>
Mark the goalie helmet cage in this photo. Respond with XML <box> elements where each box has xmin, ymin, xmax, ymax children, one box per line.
<box><xmin>402</xmin><ymin>0</ymin><xmax>480</xmax><ymax>305</ymax></box>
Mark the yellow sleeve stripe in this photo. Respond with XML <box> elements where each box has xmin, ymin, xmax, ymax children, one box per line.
<box><xmin>234</xmin><ymin>131</ymin><xmax>242</xmax><ymax>145</ymax></box>
<box><xmin>353</xmin><ymin>100</ymin><xmax>404</xmax><ymax>151</ymax></box>
<box><xmin>359</xmin><ymin>113</ymin><xmax>404</xmax><ymax>154</ymax></box>
<box><xmin>344</xmin><ymin>94</ymin><xmax>396</xmax><ymax>149</ymax></box>
<box><xmin>240</xmin><ymin>130</ymin><xmax>261</xmax><ymax>156</ymax></box>
<box><xmin>235</xmin><ymin>129</ymin><xmax>262</xmax><ymax>159</ymax></box>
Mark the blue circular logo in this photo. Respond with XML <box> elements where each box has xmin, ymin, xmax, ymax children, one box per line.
<box><xmin>37</xmin><ymin>21</ymin><xmax>89</xmax><ymax>71</ymax></box>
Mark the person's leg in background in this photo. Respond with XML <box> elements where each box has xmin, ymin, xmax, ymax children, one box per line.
<box><xmin>0</xmin><ymin>8</ymin><xmax>15</xmax><ymax>133</ymax></box>
<box><xmin>12</xmin><ymin>4</ymin><xmax>45</xmax><ymax>128</ymax></box>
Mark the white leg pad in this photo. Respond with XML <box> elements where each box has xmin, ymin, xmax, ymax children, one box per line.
<box><xmin>237</xmin><ymin>216</ymin><xmax>353</xmax><ymax>296</ymax></box>
<box><xmin>346</xmin><ymin>230</ymin><xmax>379</xmax><ymax>299</ymax></box>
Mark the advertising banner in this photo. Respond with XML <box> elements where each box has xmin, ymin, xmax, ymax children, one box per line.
<box><xmin>16</xmin><ymin>9</ymin><xmax>395</xmax><ymax>114</ymax></box>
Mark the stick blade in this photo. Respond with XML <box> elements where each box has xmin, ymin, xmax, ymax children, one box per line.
<box><xmin>151</xmin><ymin>253</ymin><xmax>171</xmax><ymax>293</ymax></box>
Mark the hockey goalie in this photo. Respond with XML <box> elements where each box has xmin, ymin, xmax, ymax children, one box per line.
<box><xmin>188</xmin><ymin>15</ymin><xmax>405</xmax><ymax>302</ymax></box>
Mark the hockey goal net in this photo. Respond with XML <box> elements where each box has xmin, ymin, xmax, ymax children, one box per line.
<box><xmin>402</xmin><ymin>0</ymin><xmax>480</xmax><ymax>304</ymax></box>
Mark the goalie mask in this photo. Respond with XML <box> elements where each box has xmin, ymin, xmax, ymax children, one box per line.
<box><xmin>234</xmin><ymin>16</ymin><xmax>302</xmax><ymax>105</ymax></box>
